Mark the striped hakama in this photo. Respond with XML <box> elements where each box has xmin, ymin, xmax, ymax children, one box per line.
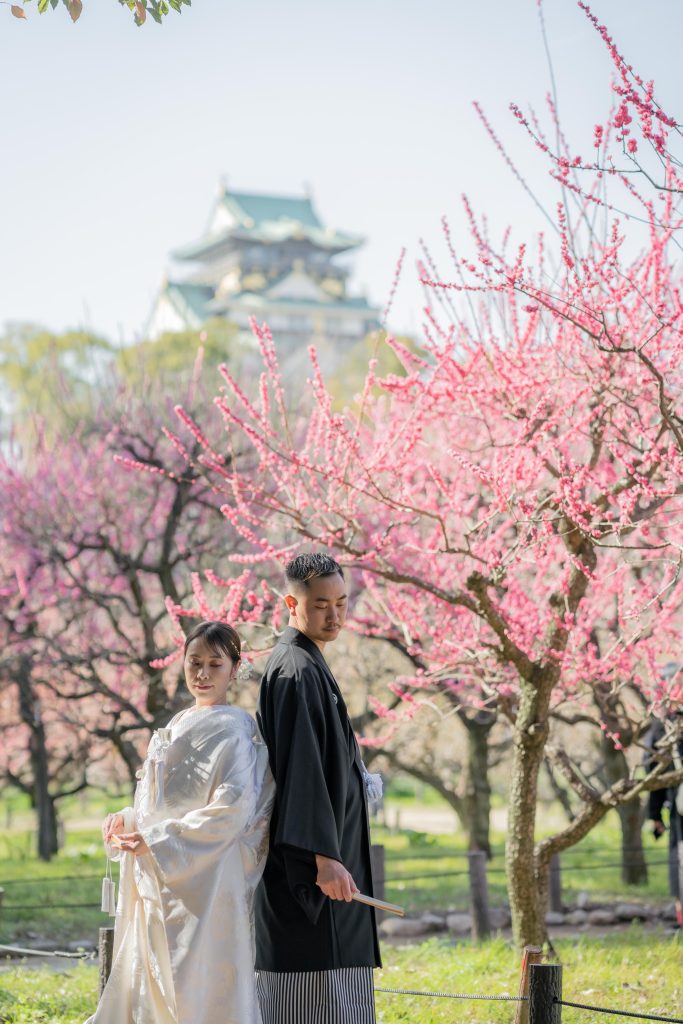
<box><xmin>256</xmin><ymin>967</ymin><xmax>376</xmax><ymax>1024</ymax></box>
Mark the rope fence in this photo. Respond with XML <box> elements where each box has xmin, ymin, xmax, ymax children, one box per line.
<box><xmin>2</xmin><ymin>932</ymin><xmax>681</xmax><ymax>1023</ymax></box>
<box><xmin>375</xmin><ymin>985</ymin><xmax>525</xmax><ymax>1001</ymax></box>
<box><xmin>0</xmin><ymin>842</ymin><xmax>678</xmax><ymax>927</ymax></box>
<box><xmin>556</xmin><ymin>998</ymin><xmax>683</xmax><ymax>1024</ymax></box>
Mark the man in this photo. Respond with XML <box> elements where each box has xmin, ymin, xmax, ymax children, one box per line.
<box><xmin>255</xmin><ymin>552</ymin><xmax>380</xmax><ymax>1024</ymax></box>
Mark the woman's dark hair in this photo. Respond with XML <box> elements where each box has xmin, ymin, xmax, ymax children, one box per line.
<box><xmin>183</xmin><ymin>621</ymin><xmax>241</xmax><ymax>663</ymax></box>
<box><xmin>285</xmin><ymin>552</ymin><xmax>343</xmax><ymax>589</ymax></box>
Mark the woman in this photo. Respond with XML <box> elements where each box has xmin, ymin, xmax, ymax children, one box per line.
<box><xmin>87</xmin><ymin>621</ymin><xmax>274</xmax><ymax>1024</ymax></box>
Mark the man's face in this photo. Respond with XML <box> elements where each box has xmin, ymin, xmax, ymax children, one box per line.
<box><xmin>286</xmin><ymin>572</ymin><xmax>348</xmax><ymax>649</ymax></box>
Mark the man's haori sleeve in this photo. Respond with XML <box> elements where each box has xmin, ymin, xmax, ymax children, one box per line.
<box><xmin>269</xmin><ymin>667</ymin><xmax>343</xmax><ymax>864</ymax></box>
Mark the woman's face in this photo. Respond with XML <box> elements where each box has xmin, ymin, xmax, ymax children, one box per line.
<box><xmin>184</xmin><ymin>636</ymin><xmax>237</xmax><ymax>707</ymax></box>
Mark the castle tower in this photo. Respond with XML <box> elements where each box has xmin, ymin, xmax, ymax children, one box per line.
<box><xmin>147</xmin><ymin>185</ymin><xmax>379</xmax><ymax>361</ymax></box>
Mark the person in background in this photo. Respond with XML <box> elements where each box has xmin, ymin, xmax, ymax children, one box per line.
<box><xmin>645</xmin><ymin>663</ymin><xmax>683</xmax><ymax>932</ymax></box>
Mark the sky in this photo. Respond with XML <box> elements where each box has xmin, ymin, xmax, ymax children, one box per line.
<box><xmin>1</xmin><ymin>0</ymin><xmax>682</xmax><ymax>344</ymax></box>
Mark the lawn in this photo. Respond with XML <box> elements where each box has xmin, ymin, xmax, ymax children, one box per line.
<box><xmin>0</xmin><ymin>932</ymin><xmax>680</xmax><ymax>1024</ymax></box>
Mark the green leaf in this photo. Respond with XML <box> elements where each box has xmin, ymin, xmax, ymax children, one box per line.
<box><xmin>38</xmin><ymin>0</ymin><xmax>50</xmax><ymax>12</ymax></box>
<box><xmin>169</xmin><ymin>0</ymin><xmax>181</xmax><ymax>12</ymax></box>
<box><xmin>159</xmin><ymin>0</ymin><xmax>169</xmax><ymax>14</ymax></box>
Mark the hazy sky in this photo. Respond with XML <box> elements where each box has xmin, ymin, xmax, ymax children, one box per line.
<box><xmin>2</xmin><ymin>1</ymin><xmax>682</xmax><ymax>343</ymax></box>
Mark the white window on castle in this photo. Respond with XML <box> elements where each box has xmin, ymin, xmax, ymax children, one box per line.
<box><xmin>328</xmin><ymin>317</ymin><xmax>361</xmax><ymax>338</ymax></box>
<box><xmin>286</xmin><ymin>314</ymin><xmax>311</xmax><ymax>333</ymax></box>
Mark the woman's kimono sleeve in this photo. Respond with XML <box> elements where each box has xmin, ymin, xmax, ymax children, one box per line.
<box><xmin>139</xmin><ymin>730</ymin><xmax>258</xmax><ymax>896</ymax></box>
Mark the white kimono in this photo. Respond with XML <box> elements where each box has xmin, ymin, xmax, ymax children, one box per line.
<box><xmin>87</xmin><ymin>705</ymin><xmax>274</xmax><ymax>1024</ymax></box>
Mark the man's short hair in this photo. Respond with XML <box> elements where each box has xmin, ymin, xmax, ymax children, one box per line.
<box><xmin>285</xmin><ymin>553</ymin><xmax>344</xmax><ymax>589</ymax></box>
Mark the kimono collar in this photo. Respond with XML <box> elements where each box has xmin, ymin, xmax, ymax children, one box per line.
<box><xmin>280</xmin><ymin>626</ymin><xmax>322</xmax><ymax>657</ymax></box>
<box><xmin>279</xmin><ymin>626</ymin><xmax>338</xmax><ymax>676</ymax></box>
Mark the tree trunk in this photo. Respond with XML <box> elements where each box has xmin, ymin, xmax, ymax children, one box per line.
<box><xmin>600</xmin><ymin>738</ymin><xmax>648</xmax><ymax>884</ymax></box>
<box><xmin>17</xmin><ymin>656</ymin><xmax>60</xmax><ymax>861</ymax></box>
<box><xmin>506</xmin><ymin>675</ymin><xmax>552</xmax><ymax>948</ymax></box>
<box><xmin>458</xmin><ymin>708</ymin><xmax>496</xmax><ymax>856</ymax></box>
<box><xmin>34</xmin><ymin>782</ymin><xmax>59</xmax><ymax>861</ymax></box>
<box><xmin>617</xmin><ymin>799</ymin><xmax>648</xmax><ymax>884</ymax></box>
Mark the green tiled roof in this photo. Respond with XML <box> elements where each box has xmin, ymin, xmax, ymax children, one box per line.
<box><xmin>173</xmin><ymin>187</ymin><xmax>364</xmax><ymax>262</ymax></box>
<box><xmin>224</xmin><ymin>190</ymin><xmax>322</xmax><ymax>230</ymax></box>
<box><xmin>166</xmin><ymin>281</ymin><xmax>213</xmax><ymax>324</ymax></box>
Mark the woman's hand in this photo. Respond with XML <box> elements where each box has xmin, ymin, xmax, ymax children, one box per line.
<box><xmin>116</xmin><ymin>831</ymin><xmax>151</xmax><ymax>856</ymax></box>
<box><xmin>102</xmin><ymin>813</ymin><xmax>125</xmax><ymax>844</ymax></box>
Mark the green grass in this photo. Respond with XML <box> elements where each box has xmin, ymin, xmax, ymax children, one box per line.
<box><xmin>0</xmin><ymin>964</ymin><xmax>96</xmax><ymax>1024</ymax></box>
<box><xmin>374</xmin><ymin>931</ymin><xmax>682</xmax><ymax>1023</ymax></box>
<box><xmin>0</xmin><ymin>931</ymin><xmax>679</xmax><ymax>1023</ymax></box>
<box><xmin>0</xmin><ymin>831</ymin><xmax>119</xmax><ymax>945</ymax></box>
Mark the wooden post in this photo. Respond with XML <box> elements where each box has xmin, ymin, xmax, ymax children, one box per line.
<box><xmin>370</xmin><ymin>844</ymin><xmax>386</xmax><ymax>923</ymax></box>
<box><xmin>529</xmin><ymin>963</ymin><xmax>562</xmax><ymax>1024</ymax></box>
<box><xmin>549</xmin><ymin>853</ymin><xmax>562</xmax><ymax>914</ymax></box>
<box><xmin>467</xmin><ymin>850</ymin><xmax>491</xmax><ymax>940</ymax></box>
<box><xmin>98</xmin><ymin>927</ymin><xmax>114</xmax><ymax>996</ymax></box>
<box><xmin>514</xmin><ymin>946</ymin><xmax>543</xmax><ymax>1024</ymax></box>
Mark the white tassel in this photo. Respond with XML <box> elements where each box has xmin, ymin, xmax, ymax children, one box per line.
<box><xmin>361</xmin><ymin>763</ymin><xmax>383</xmax><ymax>805</ymax></box>
<box><xmin>101</xmin><ymin>860</ymin><xmax>116</xmax><ymax>916</ymax></box>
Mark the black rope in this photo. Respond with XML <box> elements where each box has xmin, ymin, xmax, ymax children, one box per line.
<box><xmin>556</xmin><ymin>998</ymin><xmax>683</xmax><ymax>1024</ymax></box>
<box><xmin>560</xmin><ymin>861</ymin><xmax>670</xmax><ymax>873</ymax></box>
<box><xmin>382</xmin><ymin>869</ymin><xmax>472</xmax><ymax>883</ymax></box>
<box><xmin>383</xmin><ymin>844</ymin><xmax>673</xmax><ymax>863</ymax></box>
<box><xmin>375</xmin><ymin>986</ymin><xmax>525</xmax><ymax>1001</ymax></box>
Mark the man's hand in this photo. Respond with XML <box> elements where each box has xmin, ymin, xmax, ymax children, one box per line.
<box><xmin>315</xmin><ymin>855</ymin><xmax>359</xmax><ymax>902</ymax></box>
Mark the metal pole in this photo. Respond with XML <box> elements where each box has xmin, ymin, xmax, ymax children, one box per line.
<box><xmin>529</xmin><ymin>963</ymin><xmax>562</xmax><ymax>1024</ymax></box>
<box><xmin>549</xmin><ymin>853</ymin><xmax>562</xmax><ymax>914</ymax></box>
<box><xmin>370</xmin><ymin>844</ymin><xmax>386</xmax><ymax>923</ymax></box>
<box><xmin>468</xmin><ymin>850</ymin><xmax>491</xmax><ymax>940</ymax></box>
